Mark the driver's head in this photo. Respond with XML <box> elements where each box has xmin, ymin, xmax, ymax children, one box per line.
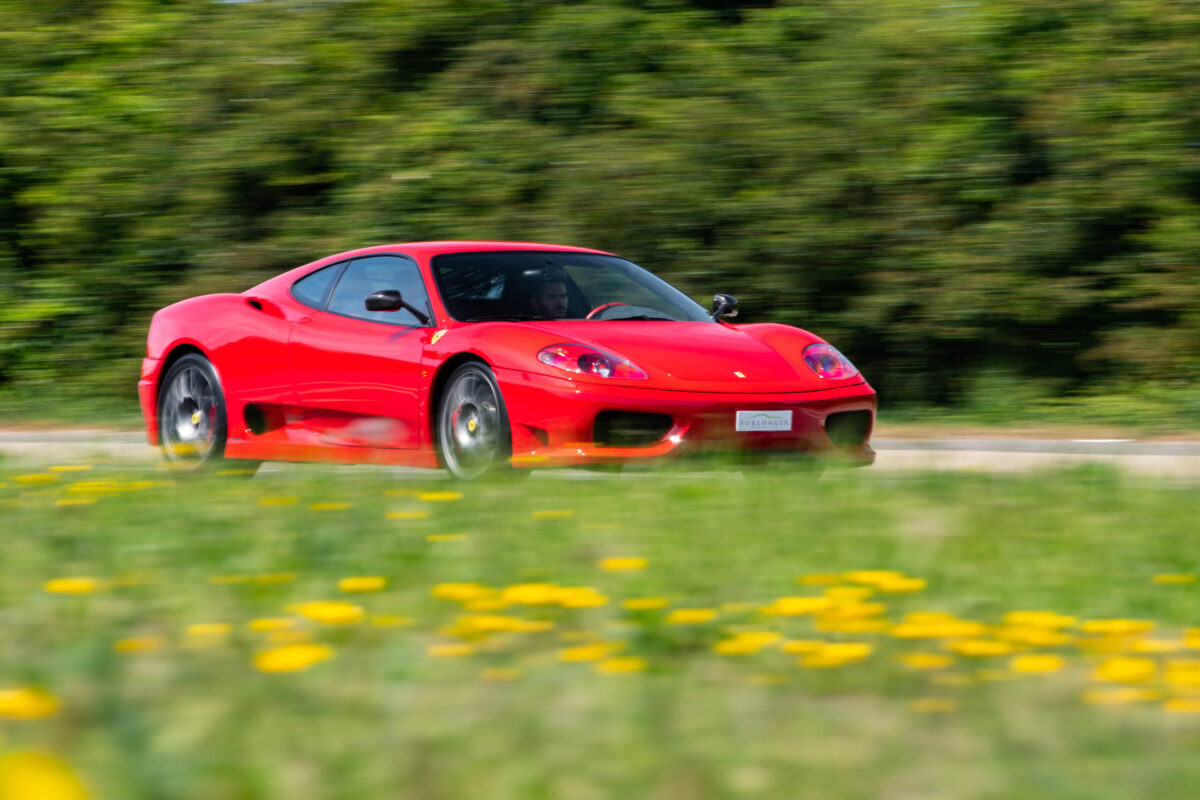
<box><xmin>530</xmin><ymin>280</ymin><xmax>569</xmax><ymax>319</ymax></box>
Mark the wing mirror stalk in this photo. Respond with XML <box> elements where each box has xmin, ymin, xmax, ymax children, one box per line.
<box><xmin>711</xmin><ymin>293</ymin><xmax>738</xmax><ymax>321</ymax></box>
<box><xmin>365</xmin><ymin>290</ymin><xmax>432</xmax><ymax>326</ymax></box>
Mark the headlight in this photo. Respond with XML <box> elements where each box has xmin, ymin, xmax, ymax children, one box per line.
<box><xmin>803</xmin><ymin>343</ymin><xmax>859</xmax><ymax>380</ymax></box>
<box><xmin>538</xmin><ymin>344</ymin><xmax>649</xmax><ymax>380</ymax></box>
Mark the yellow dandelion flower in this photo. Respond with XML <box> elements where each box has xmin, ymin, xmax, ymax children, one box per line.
<box><xmin>427</xmin><ymin>642</ymin><xmax>475</xmax><ymax>658</ymax></box>
<box><xmin>994</xmin><ymin>626</ymin><xmax>1074</xmax><ymax>646</ymax></box>
<box><xmin>713</xmin><ymin>632</ymin><xmax>781</xmax><ymax>656</ymax></box>
<box><xmin>15</xmin><ymin>473</ymin><xmax>57</xmax><ymax>485</ymax></box>
<box><xmin>815</xmin><ymin>617</ymin><xmax>892</xmax><ymax>635</ymax></box>
<box><xmin>48</xmin><ymin>465</ymin><xmax>92</xmax><ymax>473</ymax></box>
<box><xmin>844</xmin><ymin>569</ymin><xmax>905</xmax><ymax>584</ymax></box>
<box><xmin>431</xmin><ymin>582</ymin><xmax>492</xmax><ymax>602</ymax></box>
<box><xmin>1164</xmin><ymin>698</ymin><xmax>1200</xmax><ymax>714</ymax></box>
<box><xmin>819</xmin><ymin>601</ymin><xmax>888</xmax><ymax>620</ymax></box>
<box><xmin>419</xmin><ymin>491</ymin><xmax>462</xmax><ymax>502</ymax></box>
<box><xmin>185</xmin><ymin>623</ymin><xmax>233</xmax><ymax>644</ymax></box>
<box><xmin>257</xmin><ymin>573</ymin><xmax>297</xmax><ymax>585</ymax></box>
<box><xmin>253</xmin><ymin>643</ymin><xmax>334</xmax><ymax>673</ymax></box>
<box><xmin>910</xmin><ymin>698</ymin><xmax>958</xmax><ymax>713</ymax></box>
<box><xmin>463</xmin><ymin>595</ymin><xmax>509</xmax><ymax>611</ymax></box>
<box><xmin>1093</xmin><ymin>656</ymin><xmax>1157</xmax><ymax>684</ymax></box>
<box><xmin>247</xmin><ymin>617</ymin><xmax>296</xmax><ymax>632</ymax></box>
<box><xmin>480</xmin><ymin>667</ymin><xmax>522</xmax><ymax>682</ymax></box>
<box><xmin>1080</xmin><ymin>619</ymin><xmax>1155</xmax><ymax>637</ymax></box>
<box><xmin>624</xmin><ymin>597</ymin><xmax>669</xmax><ymax>611</ymax></box>
<box><xmin>899</xmin><ymin>653</ymin><xmax>955</xmax><ymax>670</ymax></box>
<box><xmin>1185</xmin><ymin>628</ymin><xmax>1200</xmax><ymax>650</ymax></box>
<box><xmin>824</xmin><ymin>586</ymin><xmax>874</xmax><ymax>602</ymax></box>
<box><xmin>113</xmin><ymin>637</ymin><xmax>162</xmax><ymax>654</ymax></box>
<box><xmin>780</xmin><ymin>639</ymin><xmax>825</xmax><ymax>655</ymax></box>
<box><xmin>797</xmin><ymin>573</ymin><xmax>844</xmax><ymax>586</ymax></box>
<box><xmin>371</xmin><ymin>615</ymin><xmax>415</xmax><ymax>628</ymax></box>
<box><xmin>426</xmin><ymin>534</ymin><xmax>468</xmax><ymax>542</ymax></box>
<box><xmin>1009</xmin><ymin>654</ymin><xmax>1065</xmax><ymax>674</ymax></box>
<box><xmin>387</xmin><ymin>509</ymin><xmax>430</xmax><ymax>520</ymax></box>
<box><xmin>338</xmin><ymin>576</ymin><xmax>387</xmax><ymax>593</ymax></box>
<box><xmin>599</xmin><ymin>557</ymin><xmax>648</xmax><ymax>572</ymax></box>
<box><xmin>876</xmin><ymin>577</ymin><xmax>927</xmax><ymax>594</ymax></box>
<box><xmin>43</xmin><ymin>577</ymin><xmax>100</xmax><ymax>595</ymax></box>
<box><xmin>892</xmin><ymin>620</ymin><xmax>988</xmax><ymax>639</ymax></box>
<box><xmin>946</xmin><ymin>639</ymin><xmax>1013</xmax><ymax>657</ymax></box>
<box><xmin>1164</xmin><ymin>660</ymin><xmax>1200</xmax><ymax>688</ymax></box>
<box><xmin>55</xmin><ymin>497</ymin><xmax>98</xmax><ymax>507</ymax></box>
<box><xmin>800</xmin><ymin>645</ymin><xmax>873</xmax><ymax>669</ymax></box>
<box><xmin>500</xmin><ymin>583</ymin><xmax>562</xmax><ymax>606</ymax></box>
<box><xmin>596</xmin><ymin>656</ymin><xmax>646</xmax><ymax>674</ymax></box>
<box><xmin>1083</xmin><ymin>687</ymin><xmax>1161</xmax><ymax>705</ymax></box>
<box><xmin>309</xmin><ymin>502</ymin><xmax>351</xmax><ymax>511</ymax></box>
<box><xmin>1153</xmin><ymin>573</ymin><xmax>1197</xmax><ymax>586</ymax></box>
<box><xmin>1131</xmin><ymin>639</ymin><xmax>1183</xmax><ymax>654</ymax></box>
<box><xmin>289</xmin><ymin>601</ymin><xmax>365</xmax><ymax>626</ymax></box>
<box><xmin>666</xmin><ymin>608</ymin><xmax>718</xmax><ymax>625</ymax></box>
<box><xmin>759</xmin><ymin>596</ymin><xmax>832</xmax><ymax>616</ymax></box>
<box><xmin>0</xmin><ymin>752</ymin><xmax>88</xmax><ymax>800</ymax></box>
<box><xmin>557</xmin><ymin>587</ymin><xmax>609</xmax><ymax>608</ymax></box>
<box><xmin>904</xmin><ymin>611</ymin><xmax>959</xmax><ymax>624</ymax></box>
<box><xmin>0</xmin><ymin>687</ymin><xmax>60</xmax><ymax>719</ymax></box>
<box><xmin>559</xmin><ymin>643</ymin><xmax>616</xmax><ymax>662</ymax></box>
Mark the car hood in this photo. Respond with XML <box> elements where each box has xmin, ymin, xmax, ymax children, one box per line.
<box><xmin>520</xmin><ymin>320</ymin><xmax>858</xmax><ymax>394</ymax></box>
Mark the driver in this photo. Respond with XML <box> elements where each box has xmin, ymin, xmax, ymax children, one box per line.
<box><xmin>529</xmin><ymin>275</ymin><xmax>570</xmax><ymax>319</ymax></box>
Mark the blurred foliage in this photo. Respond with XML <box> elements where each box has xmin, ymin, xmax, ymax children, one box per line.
<box><xmin>1</xmin><ymin>0</ymin><xmax>1199</xmax><ymax>421</ymax></box>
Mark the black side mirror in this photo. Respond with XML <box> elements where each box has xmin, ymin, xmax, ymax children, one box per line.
<box><xmin>365</xmin><ymin>290</ymin><xmax>404</xmax><ymax>311</ymax></box>
<box><xmin>365</xmin><ymin>290</ymin><xmax>432</xmax><ymax>326</ymax></box>
<box><xmin>711</xmin><ymin>293</ymin><xmax>738</xmax><ymax>321</ymax></box>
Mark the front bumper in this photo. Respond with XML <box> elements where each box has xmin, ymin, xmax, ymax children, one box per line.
<box><xmin>138</xmin><ymin>357</ymin><xmax>163</xmax><ymax>446</ymax></box>
<box><xmin>496</xmin><ymin>368</ymin><xmax>876</xmax><ymax>468</ymax></box>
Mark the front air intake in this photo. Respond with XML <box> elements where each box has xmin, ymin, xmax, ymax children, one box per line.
<box><xmin>593</xmin><ymin>411</ymin><xmax>673</xmax><ymax>447</ymax></box>
<box><xmin>824</xmin><ymin>410</ymin><xmax>871</xmax><ymax>446</ymax></box>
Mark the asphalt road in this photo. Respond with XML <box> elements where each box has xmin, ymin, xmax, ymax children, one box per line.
<box><xmin>3</xmin><ymin>429</ymin><xmax>1200</xmax><ymax>478</ymax></box>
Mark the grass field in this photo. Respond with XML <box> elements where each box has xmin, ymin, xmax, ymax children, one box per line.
<box><xmin>2</xmin><ymin>458</ymin><xmax>1200</xmax><ymax>799</ymax></box>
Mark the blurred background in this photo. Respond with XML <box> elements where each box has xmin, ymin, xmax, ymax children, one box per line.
<box><xmin>1</xmin><ymin>0</ymin><xmax>1198</xmax><ymax>427</ymax></box>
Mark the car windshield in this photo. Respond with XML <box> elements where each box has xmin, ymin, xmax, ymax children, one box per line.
<box><xmin>432</xmin><ymin>251</ymin><xmax>711</xmax><ymax>323</ymax></box>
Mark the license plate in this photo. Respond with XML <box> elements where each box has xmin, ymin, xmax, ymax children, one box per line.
<box><xmin>735</xmin><ymin>410</ymin><xmax>792</xmax><ymax>432</ymax></box>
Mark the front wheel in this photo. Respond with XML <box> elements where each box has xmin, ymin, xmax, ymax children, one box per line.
<box><xmin>157</xmin><ymin>353</ymin><xmax>246</xmax><ymax>473</ymax></box>
<box><xmin>437</xmin><ymin>362</ymin><xmax>513</xmax><ymax>480</ymax></box>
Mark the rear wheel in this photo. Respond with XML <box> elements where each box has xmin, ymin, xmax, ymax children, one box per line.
<box><xmin>157</xmin><ymin>354</ymin><xmax>256</xmax><ymax>475</ymax></box>
<box><xmin>437</xmin><ymin>362</ymin><xmax>513</xmax><ymax>480</ymax></box>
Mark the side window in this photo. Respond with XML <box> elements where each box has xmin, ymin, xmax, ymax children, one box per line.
<box><xmin>327</xmin><ymin>255</ymin><xmax>431</xmax><ymax>325</ymax></box>
<box><xmin>291</xmin><ymin>262</ymin><xmax>345</xmax><ymax>309</ymax></box>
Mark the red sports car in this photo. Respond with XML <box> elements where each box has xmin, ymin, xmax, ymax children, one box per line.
<box><xmin>138</xmin><ymin>241</ymin><xmax>876</xmax><ymax>478</ymax></box>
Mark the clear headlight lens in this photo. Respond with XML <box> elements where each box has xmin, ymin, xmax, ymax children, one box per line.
<box><xmin>803</xmin><ymin>343</ymin><xmax>859</xmax><ymax>380</ymax></box>
<box><xmin>537</xmin><ymin>344</ymin><xmax>649</xmax><ymax>380</ymax></box>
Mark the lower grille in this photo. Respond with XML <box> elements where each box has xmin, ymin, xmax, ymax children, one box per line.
<box><xmin>824</xmin><ymin>410</ymin><xmax>871</xmax><ymax>446</ymax></box>
<box><xmin>593</xmin><ymin>411</ymin><xmax>673</xmax><ymax>447</ymax></box>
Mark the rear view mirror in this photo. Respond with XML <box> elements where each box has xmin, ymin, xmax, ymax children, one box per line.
<box><xmin>365</xmin><ymin>290</ymin><xmax>404</xmax><ymax>311</ymax></box>
<box><xmin>711</xmin><ymin>293</ymin><xmax>738</xmax><ymax>321</ymax></box>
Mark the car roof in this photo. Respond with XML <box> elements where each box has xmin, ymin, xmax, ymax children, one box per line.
<box><xmin>328</xmin><ymin>241</ymin><xmax>616</xmax><ymax>261</ymax></box>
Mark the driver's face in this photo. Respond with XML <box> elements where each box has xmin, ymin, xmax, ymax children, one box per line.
<box><xmin>532</xmin><ymin>282</ymin><xmax>569</xmax><ymax>319</ymax></box>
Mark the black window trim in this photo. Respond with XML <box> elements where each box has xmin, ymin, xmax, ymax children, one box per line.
<box><xmin>322</xmin><ymin>252</ymin><xmax>434</xmax><ymax>328</ymax></box>
<box><xmin>290</xmin><ymin>259</ymin><xmax>350</xmax><ymax>311</ymax></box>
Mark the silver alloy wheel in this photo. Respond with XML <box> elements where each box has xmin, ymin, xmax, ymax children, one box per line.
<box><xmin>158</xmin><ymin>356</ymin><xmax>223</xmax><ymax>465</ymax></box>
<box><xmin>439</xmin><ymin>363</ymin><xmax>508</xmax><ymax>480</ymax></box>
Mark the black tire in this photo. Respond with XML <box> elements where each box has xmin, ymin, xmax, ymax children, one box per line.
<box><xmin>437</xmin><ymin>362</ymin><xmax>515</xmax><ymax>480</ymax></box>
<box><xmin>157</xmin><ymin>353</ymin><xmax>250</xmax><ymax>474</ymax></box>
